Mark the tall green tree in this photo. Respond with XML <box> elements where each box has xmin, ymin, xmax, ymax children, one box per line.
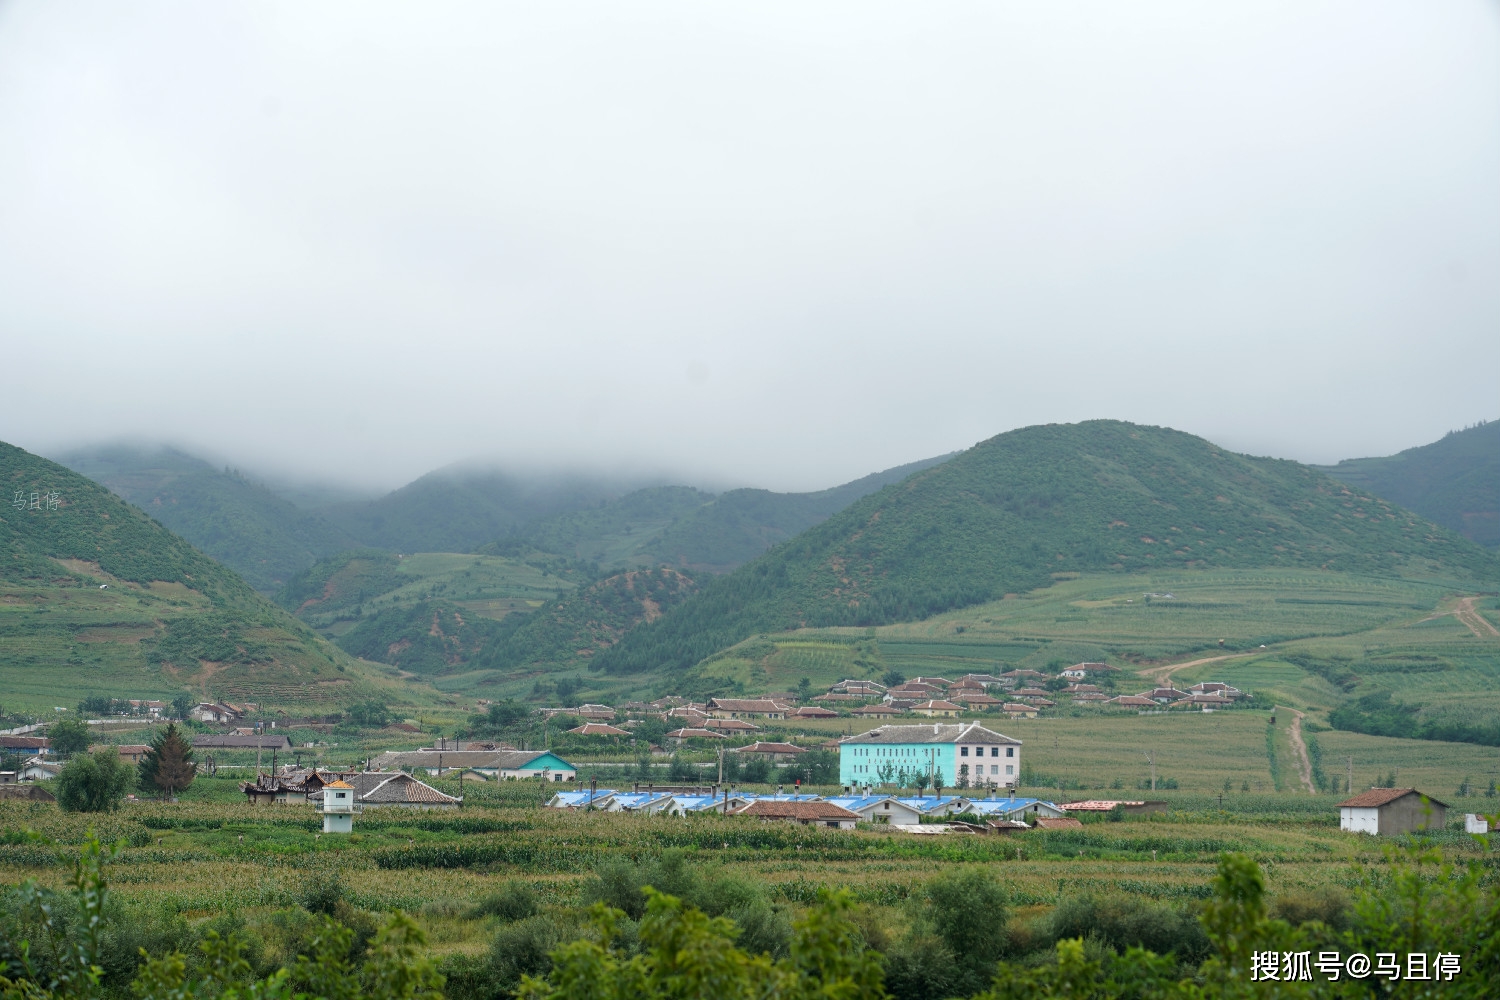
<box><xmin>55</xmin><ymin>748</ymin><xmax>134</xmax><ymax>813</ymax></box>
<box><xmin>47</xmin><ymin>717</ymin><xmax>91</xmax><ymax>759</ymax></box>
<box><xmin>138</xmin><ymin>723</ymin><xmax>196</xmax><ymax>799</ymax></box>
<box><xmin>171</xmin><ymin>692</ymin><xmax>194</xmax><ymax>721</ymax></box>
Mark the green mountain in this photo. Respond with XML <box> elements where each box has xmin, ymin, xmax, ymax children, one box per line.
<box><xmin>1320</xmin><ymin>419</ymin><xmax>1500</xmax><ymax>548</ymax></box>
<box><xmin>479</xmin><ymin>566</ymin><xmax>698</xmax><ymax>674</ymax></box>
<box><xmin>0</xmin><ymin>441</ymin><xmax>403</xmax><ymax>711</ymax></box>
<box><xmin>57</xmin><ymin>446</ymin><xmax>360</xmax><ymax>592</ymax></box>
<box><xmin>503</xmin><ymin>454</ymin><xmax>955</xmax><ymax>573</ymax></box>
<box><xmin>595</xmin><ymin>420</ymin><xmax>1500</xmax><ymax>678</ymax></box>
<box><xmin>318</xmin><ymin>468</ymin><xmax>649</xmax><ymax>554</ymax></box>
<box><xmin>273</xmin><ymin>549</ymin><xmax>582</xmax><ymax>671</ymax></box>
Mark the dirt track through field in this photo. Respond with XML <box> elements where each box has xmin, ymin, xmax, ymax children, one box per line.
<box><xmin>1454</xmin><ymin>597</ymin><xmax>1500</xmax><ymax>639</ymax></box>
<box><xmin>1283</xmin><ymin>708</ymin><xmax>1316</xmax><ymax>794</ymax></box>
<box><xmin>1139</xmin><ymin>652</ymin><xmax>1253</xmax><ymax>685</ymax></box>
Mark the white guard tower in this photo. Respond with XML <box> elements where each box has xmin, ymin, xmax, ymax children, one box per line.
<box><xmin>322</xmin><ymin>779</ymin><xmax>357</xmax><ymax>833</ymax></box>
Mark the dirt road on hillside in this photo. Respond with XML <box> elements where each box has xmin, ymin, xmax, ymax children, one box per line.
<box><xmin>1454</xmin><ymin>597</ymin><xmax>1500</xmax><ymax>639</ymax></box>
<box><xmin>1139</xmin><ymin>652</ymin><xmax>1253</xmax><ymax>685</ymax></box>
<box><xmin>1283</xmin><ymin>708</ymin><xmax>1316</xmax><ymax>794</ymax></box>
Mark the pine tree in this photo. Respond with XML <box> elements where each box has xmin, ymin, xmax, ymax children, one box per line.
<box><xmin>139</xmin><ymin>723</ymin><xmax>195</xmax><ymax>799</ymax></box>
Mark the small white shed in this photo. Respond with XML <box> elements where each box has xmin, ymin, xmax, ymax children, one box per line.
<box><xmin>1338</xmin><ymin>788</ymin><xmax>1447</xmax><ymax>836</ymax></box>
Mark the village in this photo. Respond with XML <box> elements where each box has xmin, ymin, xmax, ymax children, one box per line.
<box><xmin>2</xmin><ymin>661</ymin><xmax>1478</xmax><ymax>840</ymax></box>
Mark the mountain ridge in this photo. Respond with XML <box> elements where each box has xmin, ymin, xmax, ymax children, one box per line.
<box><xmin>593</xmin><ymin>420</ymin><xmax>1500</xmax><ymax>678</ymax></box>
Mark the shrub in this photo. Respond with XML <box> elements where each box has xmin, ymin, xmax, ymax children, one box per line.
<box><xmin>468</xmin><ymin>881</ymin><xmax>539</xmax><ymax>923</ymax></box>
<box><xmin>1047</xmin><ymin>893</ymin><xmax>1211</xmax><ymax>961</ymax></box>
<box><xmin>56</xmin><ymin>748</ymin><xmax>134</xmax><ymax>813</ymax></box>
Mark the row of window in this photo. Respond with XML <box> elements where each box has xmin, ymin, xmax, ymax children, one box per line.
<box><xmin>847</xmin><ymin>763</ymin><xmax>1016</xmax><ymax>776</ymax></box>
<box><xmin>849</xmin><ymin>745</ymin><xmax>1015</xmax><ymax>758</ymax></box>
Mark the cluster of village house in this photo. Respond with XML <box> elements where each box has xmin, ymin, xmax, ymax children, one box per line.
<box><xmin>3</xmin><ymin>694</ymin><xmax>1478</xmax><ymax>839</ymax></box>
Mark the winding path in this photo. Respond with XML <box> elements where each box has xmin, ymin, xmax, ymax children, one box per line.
<box><xmin>1138</xmin><ymin>652</ymin><xmax>1253</xmax><ymax>685</ymax></box>
<box><xmin>1282</xmin><ymin>707</ymin><xmax>1316</xmax><ymax>794</ymax></box>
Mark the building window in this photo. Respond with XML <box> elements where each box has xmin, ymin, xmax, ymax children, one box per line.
<box><xmin>991</xmin><ymin>765</ymin><xmax>999</xmax><ymax>775</ymax></box>
<box><xmin>1006</xmin><ymin>765</ymin><xmax>1014</xmax><ymax>775</ymax></box>
<box><xmin>990</xmin><ymin>747</ymin><xmax>998</xmax><ymax>757</ymax></box>
<box><xmin>1006</xmin><ymin>747</ymin><xmax>1014</xmax><ymax>758</ymax></box>
<box><xmin>960</xmin><ymin>747</ymin><xmax>969</xmax><ymax>757</ymax></box>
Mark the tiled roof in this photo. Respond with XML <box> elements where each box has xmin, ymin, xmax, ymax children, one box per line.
<box><xmin>731</xmin><ymin>742</ymin><xmax>805</xmax><ymax>754</ymax></box>
<box><xmin>368</xmin><ymin>749</ymin><xmax>571</xmax><ymax>771</ymax></box>
<box><xmin>844</xmin><ymin>724</ymin><xmax>1019</xmax><ymax>746</ymax></box>
<box><xmin>1337</xmin><ymin>788</ymin><xmax>1448</xmax><ymax>809</ymax></box>
<box><xmin>913</xmin><ymin>700</ymin><xmax>961</xmax><ymax>711</ymax></box>
<box><xmin>568</xmin><ymin>723</ymin><xmax>629</xmax><ymax>736</ymax></box>
<box><xmin>666</xmin><ymin>728</ymin><xmax>725</xmax><ymax>739</ymax></box>
<box><xmin>731</xmin><ymin>800</ymin><xmax>859</xmax><ymax>821</ymax></box>
<box><xmin>707</xmin><ymin>699</ymin><xmax>790</xmax><ymax>712</ymax></box>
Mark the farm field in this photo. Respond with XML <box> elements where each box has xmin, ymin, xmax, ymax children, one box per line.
<box><xmin>2</xmin><ymin>783</ymin><xmax>1495</xmax><ymax>998</ymax></box>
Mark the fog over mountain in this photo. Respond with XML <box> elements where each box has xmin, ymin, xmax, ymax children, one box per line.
<box><xmin>1</xmin><ymin>3</ymin><xmax>1497</xmax><ymax>491</ymax></box>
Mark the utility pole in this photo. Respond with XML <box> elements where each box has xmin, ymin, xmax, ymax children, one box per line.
<box><xmin>1347</xmin><ymin>755</ymin><xmax>1353</xmax><ymax>794</ymax></box>
<box><xmin>1145</xmin><ymin>749</ymin><xmax>1156</xmax><ymax>792</ymax></box>
<box><xmin>717</xmin><ymin>745</ymin><xmax>724</xmax><ymax>785</ymax></box>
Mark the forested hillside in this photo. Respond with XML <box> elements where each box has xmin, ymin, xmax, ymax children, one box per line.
<box><xmin>595</xmin><ymin>420</ymin><xmax>1500</xmax><ymax>677</ymax></box>
<box><xmin>504</xmin><ymin>453</ymin><xmax>954</xmax><ymax>573</ymax></box>
<box><xmin>318</xmin><ymin>467</ymin><xmax>649</xmax><ymax>554</ymax></box>
<box><xmin>1321</xmin><ymin>419</ymin><xmax>1499</xmax><ymax>548</ymax></box>
<box><xmin>58</xmin><ymin>445</ymin><xmax>359</xmax><ymax>592</ymax></box>
<box><xmin>478</xmin><ymin>566</ymin><xmax>698</xmax><ymax>673</ymax></box>
<box><xmin>1</xmin><ymin>441</ymin><xmax>396</xmax><ymax>709</ymax></box>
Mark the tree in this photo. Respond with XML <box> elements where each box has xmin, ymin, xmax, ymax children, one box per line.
<box><xmin>486</xmin><ymin>700</ymin><xmax>529</xmax><ymax>729</ymax></box>
<box><xmin>48</xmin><ymin>716</ymin><xmax>91</xmax><ymax>759</ymax></box>
<box><xmin>881</xmin><ymin>670</ymin><xmax>905</xmax><ymax>688</ymax></box>
<box><xmin>171</xmin><ymin>691</ymin><xmax>194</xmax><ymax>721</ymax></box>
<box><xmin>796</xmin><ymin>677</ymin><xmax>812</xmax><ymax>702</ymax></box>
<box><xmin>56</xmin><ymin>748</ymin><xmax>135</xmax><ymax>812</ymax></box>
<box><xmin>347</xmin><ymin>701</ymin><xmax>390</xmax><ymax>728</ymax></box>
<box><xmin>139</xmin><ymin>723</ymin><xmax>196</xmax><ymax>799</ymax></box>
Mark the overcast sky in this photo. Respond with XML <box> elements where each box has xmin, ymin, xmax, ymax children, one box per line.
<box><xmin>1</xmin><ymin>2</ymin><xmax>1497</xmax><ymax>493</ymax></box>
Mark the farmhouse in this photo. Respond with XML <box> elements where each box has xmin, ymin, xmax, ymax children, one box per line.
<box><xmin>1337</xmin><ymin>788</ymin><xmax>1448</xmax><ymax>836</ymax></box>
<box><xmin>189</xmin><ymin>703</ymin><xmax>245</xmax><ymax>724</ymax></box>
<box><xmin>566</xmin><ymin>723</ymin><xmax>629</xmax><ymax>737</ymax></box>
<box><xmin>1061</xmin><ymin>800</ymin><xmax>1168</xmax><ymax>816</ymax></box>
<box><xmin>665</xmin><ymin>728</ymin><xmax>726</xmax><ymax>743</ymax></box>
<box><xmin>368</xmin><ymin>749</ymin><xmax>577</xmax><ymax>781</ymax></box>
<box><xmin>89</xmin><ymin>744</ymin><xmax>152</xmax><ymax>765</ymax></box>
<box><xmin>840</xmin><ymin>722</ymin><xmax>1021</xmax><ymax>790</ymax></box>
<box><xmin>790</xmin><ymin>706</ymin><xmax>838</xmax><ymax>719</ymax></box>
<box><xmin>825</xmin><ymin>794</ymin><xmax>924</xmax><ymax>825</ymax></box>
<box><xmin>730</xmin><ymin>799</ymin><xmax>860</xmax><ymax>830</ymax></box>
<box><xmin>911</xmin><ymin>700</ymin><xmax>962</xmax><ymax>718</ymax></box>
<box><xmin>962</xmin><ymin>797</ymin><xmax>1068</xmax><ymax>822</ymax></box>
<box><xmin>1002</xmin><ymin>703</ymin><xmax>1038</xmax><ymax>719</ymax></box>
<box><xmin>850</xmin><ymin>705</ymin><xmax>902</xmax><ymax>718</ymax></box>
<box><xmin>0</xmin><ymin>736</ymin><xmax>49</xmax><ymax>755</ymax></box>
<box><xmin>706</xmin><ymin>698</ymin><xmax>789</xmax><ymax>720</ymax></box>
<box><xmin>307</xmin><ymin>771</ymin><xmax>461</xmax><ymax>810</ymax></box>
<box><xmin>546</xmin><ymin>788</ymin><xmax>617</xmax><ymax>810</ymax></box>
<box><xmin>18</xmin><ymin>758</ymin><xmax>61</xmax><ymax>781</ymax></box>
<box><xmin>704</xmin><ymin>718</ymin><xmax>761</xmax><ymax>732</ymax></box>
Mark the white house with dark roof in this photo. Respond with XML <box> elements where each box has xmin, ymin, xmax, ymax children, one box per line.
<box><xmin>839</xmin><ymin>722</ymin><xmax>1020</xmax><ymax>791</ymax></box>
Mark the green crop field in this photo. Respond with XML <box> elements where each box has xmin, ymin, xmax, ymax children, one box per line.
<box><xmin>3</xmin><ymin>780</ymin><xmax>1496</xmax><ymax>999</ymax></box>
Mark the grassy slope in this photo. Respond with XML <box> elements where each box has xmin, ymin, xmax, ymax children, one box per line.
<box><xmin>56</xmin><ymin>445</ymin><xmax>360</xmax><ymax>593</ymax></box>
<box><xmin>597</xmin><ymin>420</ymin><xmax>1500</xmax><ymax>678</ymax></box>
<box><xmin>0</xmin><ymin>442</ymin><xmax>420</xmax><ymax>712</ymax></box>
<box><xmin>275</xmin><ymin>550</ymin><xmax>579</xmax><ymax>676</ymax></box>
<box><xmin>1320</xmin><ymin>418</ymin><xmax>1500</xmax><ymax>548</ymax></box>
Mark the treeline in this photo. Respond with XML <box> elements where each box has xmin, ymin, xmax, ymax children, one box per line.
<box><xmin>1329</xmin><ymin>691</ymin><xmax>1500</xmax><ymax>748</ymax></box>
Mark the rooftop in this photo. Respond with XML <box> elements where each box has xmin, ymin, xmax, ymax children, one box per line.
<box><xmin>1337</xmin><ymin>787</ymin><xmax>1449</xmax><ymax>809</ymax></box>
<box><xmin>844</xmin><ymin>723</ymin><xmax>1019</xmax><ymax>746</ymax></box>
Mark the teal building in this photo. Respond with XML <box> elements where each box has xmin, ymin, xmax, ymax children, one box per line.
<box><xmin>839</xmin><ymin>723</ymin><xmax>1021</xmax><ymax>791</ymax></box>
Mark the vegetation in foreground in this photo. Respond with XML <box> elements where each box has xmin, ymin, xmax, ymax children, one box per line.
<box><xmin>1</xmin><ymin>791</ymin><xmax>1497</xmax><ymax>999</ymax></box>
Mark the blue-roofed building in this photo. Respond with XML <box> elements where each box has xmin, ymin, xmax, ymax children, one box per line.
<box><xmin>604</xmin><ymin>791</ymin><xmax>676</xmax><ymax>814</ymax></box>
<box><xmin>960</xmin><ymin>797</ymin><xmax>1067</xmax><ymax>821</ymax></box>
<box><xmin>662</xmin><ymin>793</ymin><xmax>754</xmax><ymax>816</ymax></box>
<box><xmin>839</xmin><ymin>722</ymin><xmax>1020</xmax><ymax>792</ymax></box>
<box><xmin>892</xmin><ymin>795</ymin><xmax>973</xmax><ymax>818</ymax></box>
<box><xmin>824</xmin><ymin>795</ymin><xmax>924</xmax><ymax>825</ymax></box>
<box><xmin>545</xmin><ymin>788</ymin><xmax>616</xmax><ymax>810</ymax></box>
